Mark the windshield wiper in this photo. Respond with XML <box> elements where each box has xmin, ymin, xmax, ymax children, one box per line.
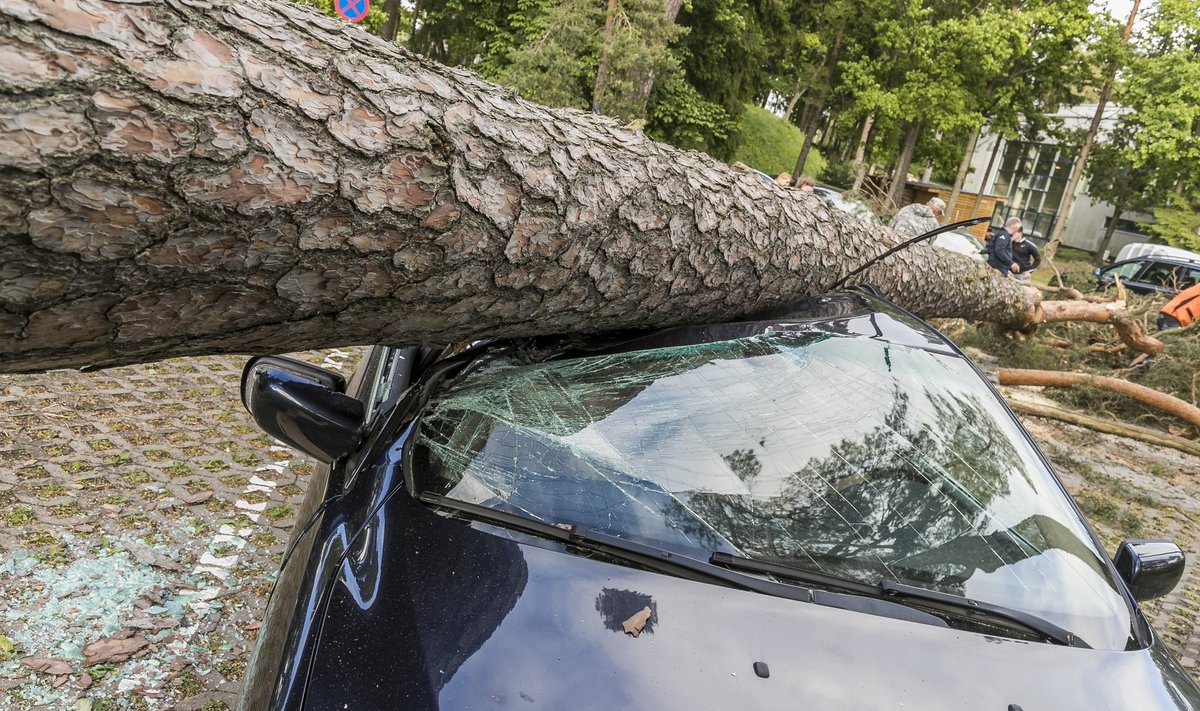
<box><xmin>712</xmin><ymin>553</ymin><xmax>1088</xmax><ymax>648</ymax></box>
<box><xmin>418</xmin><ymin>493</ymin><xmax>945</xmax><ymax>627</ymax></box>
<box><xmin>880</xmin><ymin>579</ymin><xmax>1090</xmax><ymax>648</ymax></box>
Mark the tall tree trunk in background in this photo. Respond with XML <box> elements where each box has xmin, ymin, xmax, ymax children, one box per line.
<box><xmin>784</xmin><ymin>85</ymin><xmax>806</xmax><ymax>123</ymax></box>
<box><xmin>886</xmin><ymin>120</ymin><xmax>922</xmax><ymax>209</ymax></box>
<box><xmin>969</xmin><ymin>134</ymin><xmax>1004</xmax><ymax>219</ymax></box>
<box><xmin>592</xmin><ymin>0</ymin><xmax>621</xmax><ymax>112</ymax></box>
<box><xmin>790</xmin><ymin>104</ymin><xmax>820</xmax><ymax>182</ymax></box>
<box><xmin>1043</xmin><ymin>0</ymin><xmax>1141</xmax><ymax>261</ymax></box>
<box><xmin>380</xmin><ymin>0</ymin><xmax>403</xmax><ymax>41</ymax></box>
<box><xmin>851</xmin><ymin>113</ymin><xmax>876</xmax><ymax>193</ymax></box>
<box><xmin>946</xmin><ymin>124</ymin><xmax>982</xmax><ymax>219</ymax></box>
<box><xmin>408</xmin><ymin>0</ymin><xmax>422</xmax><ymax>51</ymax></box>
<box><xmin>663</xmin><ymin>0</ymin><xmax>684</xmax><ymax>22</ymax></box>
<box><xmin>1096</xmin><ymin>206</ymin><xmax>1125</xmax><ymax>263</ymax></box>
<box><xmin>819</xmin><ymin>112</ymin><xmax>839</xmax><ymax>149</ymax></box>
<box><xmin>2</xmin><ymin>0</ymin><xmax>1112</xmax><ymax>374</ymax></box>
<box><xmin>919</xmin><ymin>130</ymin><xmax>942</xmax><ymax>183</ymax></box>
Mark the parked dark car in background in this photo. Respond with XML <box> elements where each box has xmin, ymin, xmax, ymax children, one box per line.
<box><xmin>1094</xmin><ymin>255</ymin><xmax>1200</xmax><ymax>296</ymax></box>
<box><xmin>237</xmin><ymin>289</ymin><xmax>1198</xmax><ymax>710</ymax></box>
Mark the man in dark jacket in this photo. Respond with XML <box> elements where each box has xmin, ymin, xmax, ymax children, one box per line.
<box><xmin>986</xmin><ymin>217</ymin><xmax>1023</xmax><ymax>277</ymax></box>
<box><xmin>1010</xmin><ymin>229</ymin><xmax>1041</xmax><ymax>281</ymax></box>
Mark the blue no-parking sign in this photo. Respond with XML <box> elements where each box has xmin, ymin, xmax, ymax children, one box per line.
<box><xmin>335</xmin><ymin>0</ymin><xmax>369</xmax><ymax>23</ymax></box>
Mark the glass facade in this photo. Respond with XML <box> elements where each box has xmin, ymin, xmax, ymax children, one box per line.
<box><xmin>990</xmin><ymin>140</ymin><xmax>1074</xmax><ymax>240</ymax></box>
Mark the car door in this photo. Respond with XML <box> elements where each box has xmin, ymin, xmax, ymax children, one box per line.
<box><xmin>1096</xmin><ymin>259</ymin><xmax>1147</xmax><ymax>290</ymax></box>
<box><xmin>1130</xmin><ymin>260</ymin><xmax>1187</xmax><ymax>295</ymax></box>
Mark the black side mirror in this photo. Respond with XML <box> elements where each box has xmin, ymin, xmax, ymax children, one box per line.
<box><xmin>241</xmin><ymin>356</ymin><xmax>365</xmax><ymax>465</ymax></box>
<box><xmin>1114</xmin><ymin>540</ymin><xmax>1185</xmax><ymax>602</ymax></box>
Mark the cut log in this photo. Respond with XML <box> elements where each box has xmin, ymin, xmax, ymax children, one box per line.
<box><xmin>1006</xmin><ymin>398</ymin><xmax>1200</xmax><ymax>458</ymax></box>
<box><xmin>997</xmin><ymin>367</ymin><xmax>1200</xmax><ymax>430</ymax></box>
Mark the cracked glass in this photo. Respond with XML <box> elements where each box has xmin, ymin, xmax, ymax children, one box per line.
<box><xmin>411</xmin><ymin>331</ymin><xmax>1132</xmax><ymax>650</ymax></box>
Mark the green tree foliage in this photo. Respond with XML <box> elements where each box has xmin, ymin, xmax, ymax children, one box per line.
<box><xmin>1114</xmin><ymin>0</ymin><xmax>1200</xmax><ymax>249</ymax></box>
<box><xmin>665</xmin><ymin>0</ymin><xmax>775</xmax><ymax>157</ymax></box>
<box><xmin>731</xmin><ymin>105</ymin><xmax>825</xmax><ymax>178</ymax></box>
<box><xmin>1148</xmin><ymin>196</ymin><xmax>1200</xmax><ymax>252</ymax></box>
<box><xmin>497</xmin><ymin>0</ymin><xmax>682</xmax><ymax>122</ymax></box>
<box><xmin>645</xmin><ymin>76</ymin><xmax>736</xmax><ymax>153</ymax></box>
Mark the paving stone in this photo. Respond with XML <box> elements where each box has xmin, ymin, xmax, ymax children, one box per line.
<box><xmin>0</xmin><ymin>350</ymin><xmax>361</xmax><ymax>710</ymax></box>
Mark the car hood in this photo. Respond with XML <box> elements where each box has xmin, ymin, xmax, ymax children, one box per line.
<box><xmin>302</xmin><ymin>499</ymin><xmax>1200</xmax><ymax>711</ymax></box>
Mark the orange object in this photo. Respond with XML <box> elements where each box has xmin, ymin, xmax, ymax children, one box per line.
<box><xmin>1161</xmin><ymin>283</ymin><xmax>1200</xmax><ymax>327</ymax></box>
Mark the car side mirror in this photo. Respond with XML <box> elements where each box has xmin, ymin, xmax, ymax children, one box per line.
<box><xmin>241</xmin><ymin>356</ymin><xmax>366</xmax><ymax>464</ymax></box>
<box><xmin>1114</xmin><ymin>540</ymin><xmax>1185</xmax><ymax>602</ymax></box>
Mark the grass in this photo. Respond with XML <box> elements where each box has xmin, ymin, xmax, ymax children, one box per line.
<box><xmin>264</xmin><ymin>503</ymin><xmax>292</xmax><ymax>522</ymax></box>
<box><xmin>1</xmin><ymin>506</ymin><xmax>35</xmax><ymax>526</ymax></box>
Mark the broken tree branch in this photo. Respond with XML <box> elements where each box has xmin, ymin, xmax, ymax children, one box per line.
<box><xmin>1037</xmin><ymin>300</ymin><xmax>1163</xmax><ymax>356</ymax></box>
<box><xmin>1005</xmin><ymin>397</ymin><xmax>1200</xmax><ymax>458</ymax></box>
<box><xmin>998</xmin><ymin>367</ymin><xmax>1200</xmax><ymax>430</ymax></box>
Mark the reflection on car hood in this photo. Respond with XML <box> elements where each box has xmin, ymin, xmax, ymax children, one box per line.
<box><xmin>302</xmin><ymin>497</ymin><xmax>1200</xmax><ymax>711</ymax></box>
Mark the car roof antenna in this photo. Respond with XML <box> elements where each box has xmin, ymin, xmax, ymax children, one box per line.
<box><xmin>827</xmin><ymin>216</ymin><xmax>992</xmax><ymax>292</ymax></box>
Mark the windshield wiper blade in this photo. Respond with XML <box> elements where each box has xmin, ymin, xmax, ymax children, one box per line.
<box><xmin>710</xmin><ymin>552</ymin><xmax>883</xmax><ymax>597</ymax></box>
<box><xmin>712</xmin><ymin>553</ymin><xmax>1088</xmax><ymax>647</ymax></box>
<box><xmin>880</xmin><ymin>579</ymin><xmax>1091</xmax><ymax>648</ymax></box>
<box><xmin>418</xmin><ymin>493</ymin><xmax>945</xmax><ymax>627</ymax></box>
<box><xmin>419</xmin><ymin>492</ymin><xmax>808</xmax><ymax>600</ymax></box>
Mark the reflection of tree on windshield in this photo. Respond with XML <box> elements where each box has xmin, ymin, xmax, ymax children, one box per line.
<box><xmin>672</xmin><ymin>386</ymin><xmax>1073</xmax><ymax>593</ymax></box>
<box><xmin>722</xmin><ymin>449</ymin><xmax>761</xmax><ymax>485</ymax></box>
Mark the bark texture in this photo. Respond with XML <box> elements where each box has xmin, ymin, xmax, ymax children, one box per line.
<box><xmin>0</xmin><ymin>0</ymin><xmax>1041</xmax><ymax>373</ymax></box>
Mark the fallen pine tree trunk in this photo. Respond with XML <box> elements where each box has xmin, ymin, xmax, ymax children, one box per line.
<box><xmin>997</xmin><ymin>367</ymin><xmax>1200</xmax><ymax>431</ymax></box>
<box><xmin>0</xmin><ymin>0</ymin><xmax>1164</xmax><ymax>372</ymax></box>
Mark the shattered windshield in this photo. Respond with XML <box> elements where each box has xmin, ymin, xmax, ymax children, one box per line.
<box><xmin>410</xmin><ymin>332</ymin><xmax>1132</xmax><ymax>649</ymax></box>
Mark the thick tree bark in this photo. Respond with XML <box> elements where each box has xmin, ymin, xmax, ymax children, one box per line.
<box><xmin>0</xmin><ymin>0</ymin><xmax>1102</xmax><ymax>374</ymax></box>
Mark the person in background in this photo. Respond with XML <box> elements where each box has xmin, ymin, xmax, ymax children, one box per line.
<box><xmin>795</xmin><ymin>175</ymin><xmax>816</xmax><ymax>192</ymax></box>
<box><xmin>775</xmin><ymin>172</ymin><xmax>792</xmax><ymax>188</ymax></box>
<box><xmin>985</xmin><ymin>217</ymin><xmax>1023</xmax><ymax>277</ymax></box>
<box><xmin>1158</xmin><ymin>282</ymin><xmax>1200</xmax><ymax>330</ymax></box>
<box><xmin>889</xmin><ymin>197</ymin><xmax>945</xmax><ymax>238</ymax></box>
<box><xmin>1010</xmin><ymin>228</ymin><xmax>1041</xmax><ymax>282</ymax></box>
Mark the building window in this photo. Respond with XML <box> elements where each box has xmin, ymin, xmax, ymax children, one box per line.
<box><xmin>990</xmin><ymin>140</ymin><xmax>1073</xmax><ymax>239</ymax></box>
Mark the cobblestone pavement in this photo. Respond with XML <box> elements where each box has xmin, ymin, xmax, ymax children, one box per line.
<box><xmin>0</xmin><ymin>356</ymin><xmax>1199</xmax><ymax>709</ymax></box>
<box><xmin>0</xmin><ymin>350</ymin><xmax>360</xmax><ymax>710</ymax></box>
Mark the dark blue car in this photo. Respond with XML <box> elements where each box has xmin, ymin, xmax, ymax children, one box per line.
<box><xmin>238</xmin><ymin>289</ymin><xmax>1199</xmax><ymax>710</ymax></box>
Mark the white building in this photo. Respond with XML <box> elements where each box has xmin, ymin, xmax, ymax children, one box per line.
<box><xmin>961</xmin><ymin>104</ymin><xmax>1153</xmax><ymax>258</ymax></box>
